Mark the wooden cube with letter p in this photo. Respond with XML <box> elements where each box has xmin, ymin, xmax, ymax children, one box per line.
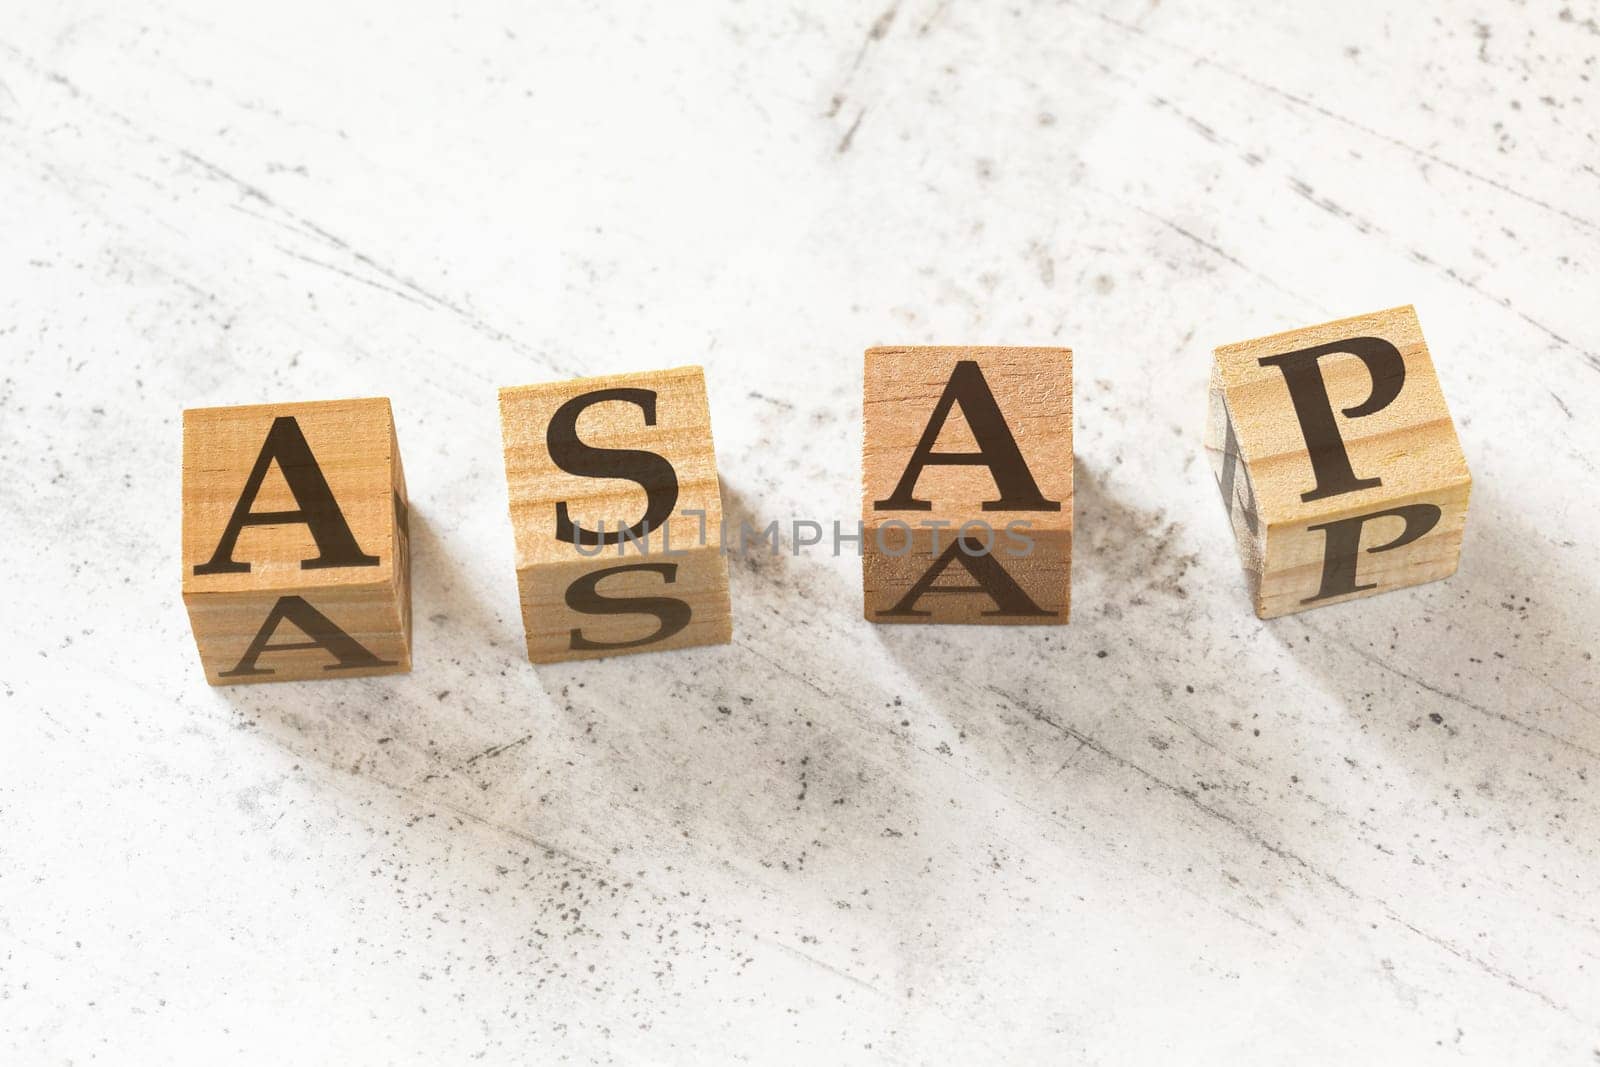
<box><xmin>181</xmin><ymin>397</ymin><xmax>412</xmax><ymax>684</ymax></box>
<box><xmin>1205</xmin><ymin>305</ymin><xmax>1471</xmax><ymax>619</ymax></box>
<box><xmin>862</xmin><ymin>346</ymin><xmax>1073</xmax><ymax>624</ymax></box>
<box><xmin>499</xmin><ymin>366</ymin><xmax>733</xmax><ymax>663</ymax></box>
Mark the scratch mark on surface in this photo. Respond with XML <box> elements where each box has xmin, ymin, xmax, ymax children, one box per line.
<box><xmin>849</xmin><ymin>4</ymin><xmax>899</xmax><ymax>73</ymax></box>
<box><xmin>274</xmin><ymin>245</ymin><xmax>428</xmax><ymax>306</ymax></box>
<box><xmin>1296</xmin><ymin>621</ymin><xmax>1600</xmax><ymax>762</ymax></box>
<box><xmin>765</xmin><ymin>937</ymin><xmax>886</xmax><ymax>996</ymax></box>
<box><xmin>0</xmin><ymin>42</ymin><xmax>575</xmax><ymax>378</ymax></box>
<box><xmin>987</xmin><ymin>683</ymin><xmax>1574</xmax><ymax>1016</ymax></box>
<box><xmin>1064</xmin><ymin>1</ymin><xmax>1600</xmax><ymax>235</ymax></box>
<box><xmin>1102</xmin><ymin>191</ymin><xmax>1324</xmax><ymax>312</ymax></box>
<box><xmin>463</xmin><ymin>733</ymin><xmax>534</xmax><ymax>766</ymax></box>
<box><xmin>837</xmin><ymin>108</ymin><xmax>865</xmax><ymax>154</ymax></box>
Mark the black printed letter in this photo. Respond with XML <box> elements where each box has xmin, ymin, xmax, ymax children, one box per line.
<box><xmin>1303</xmin><ymin>504</ymin><xmax>1441</xmax><ymax>604</ymax></box>
<box><xmin>1257</xmin><ymin>337</ymin><xmax>1405</xmax><ymax>502</ymax></box>
<box><xmin>1214</xmin><ymin>405</ymin><xmax>1259</xmax><ymax>536</ymax></box>
<box><xmin>547</xmin><ymin>389</ymin><xmax>679</xmax><ymax>547</ymax></box>
<box><xmin>565</xmin><ymin>562</ymin><xmax>692</xmax><ymax>651</ymax></box>
<box><xmin>218</xmin><ymin>596</ymin><xmax>395</xmax><ymax>678</ymax></box>
<box><xmin>874</xmin><ymin>361</ymin><xmax>1060</xmax><ymax>513</ymax></box>
<box><xmin>194</xmin><ymin>417</ymin><xmax>379</xmax><ymax>575</ymax></box>
<box><xmin>877</xmin><ymin>538</ymin><xmax>1054</xmax><ymax>619</ymax></box>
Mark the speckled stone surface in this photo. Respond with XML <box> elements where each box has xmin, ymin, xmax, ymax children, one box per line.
<box><xmin>2</xmin><ymin>2</ymin><xmax>1597</xmax><ymax>1062</ymax></box>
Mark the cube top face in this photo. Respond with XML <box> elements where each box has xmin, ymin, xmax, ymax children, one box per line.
<box><xmin>862</xmin><ymin>346</ymin><xmax>1074</xmax><ymax>530</ymax></box>
<box><xmin>1211</xmin><ymin>305</ymin><xmax>1469</xmax><ymax>529</ymax></box>
<box><xmin>182</xmin><ymin>397</ymin><xmax>401</xmax><ymax>597</ymax></box>
<box><xmin>499</xmin><ymin>366</ymin><xmax>724</xmax><ymax>569</ymax></box>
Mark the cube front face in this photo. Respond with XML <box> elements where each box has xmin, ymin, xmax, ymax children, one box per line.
<box><xmin>1206</xmin><ymin>305</ymin><xmax>1470</xmax><ymax>618</ymax></box>
<box><xmin>499</xmin><ymin>366</ymin><xmax>733</xmax><ymax>663</ymax></box>
<box><xmin>862</xmin><ymin>346</ymin><xmax>1073</xmax><ymax>624</ymax></box>
<box><xmin>181</xmin><ymin>398</ymin><xmax>412</xmax><ymax>684</ymax></box>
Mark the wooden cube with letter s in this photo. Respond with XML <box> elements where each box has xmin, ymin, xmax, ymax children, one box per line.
<box><xmin>1205</xmin><ymin>305</ymin><xmax>1471</xmax><ymax>618</ymax></box>
<box><xmin>499</xmin><ymin>366</ymin><xmax>733</xmax><ymax>663</ymax></box>
<box><xmin>181</xmin><ymin>397</ymin><xmax>412</xmax><ymax>684</ymax></box>
<box><xmin>862</xmin><ymin>346</ymin><xmax>1073</xmax><ymax>624</ymax></box>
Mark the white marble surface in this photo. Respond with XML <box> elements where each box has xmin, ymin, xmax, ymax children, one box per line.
<box><xmin>3</xmin><ymin>1</ymin><xmax>1598</xmax><ymax>1062</ymax></box>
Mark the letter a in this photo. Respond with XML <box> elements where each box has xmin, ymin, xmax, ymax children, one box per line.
<box><xmin>219</xmin><ymin>596</ymin><xmax>395</xmax><ymax>678</ymax></box>
<box><xmin>874</xmin><ymin>361</ymin><xmax>1061</xmax><ymax>513</ymax></box>
<box><xmin>195</xmin><ymin>416</ymin><xmax>380</xmax><ymax>575</ymax></box>
<box><xmin>877</xmin><ymin>538</ymin><xmax>1053</xmax><ymax>619</ymax></box>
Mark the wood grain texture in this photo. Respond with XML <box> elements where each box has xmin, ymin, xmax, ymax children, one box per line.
<box><xmin>862</xmin><ymin>345</ymin><xmax>1072</xmax><ymax>623</ymax></box>
<box><xmin>181</xmin><ymin>397</ymin><xmax>411</xmax><ymax>684</ymax></box>
<box><xmin>499</xmin><ymin>366</ymin><xmax>732</xmax><ymax>662</ymax></box>
<box><xmin>1205</xmin><ymin>306</ymin><xmax>1470</xmax><ymax>617</ymax></box>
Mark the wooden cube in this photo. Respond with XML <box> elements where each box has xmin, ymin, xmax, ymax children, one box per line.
<box><xmin>1205</xmin><ymin>305</ymin><xmax>1471</xmax><ymax>619</ymax></box>
<box><xmin>862</xmin><ymin>346</ymin><xmax>1073</xmax><ymax>624</ymax></box>
<box><xmin>499</xmin><ymin>366</ymin><xmax>733</xmax><ymax>663</ymax></box>
<box><xmin>182</xmin><ymin>397</ymin><xmax>412</xmax><ymax>685</ymax></box>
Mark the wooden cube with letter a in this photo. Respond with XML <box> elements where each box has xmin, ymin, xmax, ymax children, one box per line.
<box><xmin>499</xmin><ymin>366</ymin><xmax>733</xmax><ymax>663</ymax></box>
<box><xmin>862</xmin><ymin>346</ymin><xmax>1072</xmax><ymax>624</ymax></box>
<box><xmin>182</xmin><ymin>397</ymin><xmax>412</xmax><ymax>685</ymax></box>
<box><xmin>1205</xmin><ymin>305</ymin><xmax>1470</xmax><ymax>619</ymax></box>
